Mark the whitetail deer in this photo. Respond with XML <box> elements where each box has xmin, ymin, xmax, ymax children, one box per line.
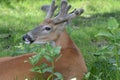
<box><xmin>0</xmin><ymin>0</ymin><xmax>87</xmax><ymax>80</ymax></box>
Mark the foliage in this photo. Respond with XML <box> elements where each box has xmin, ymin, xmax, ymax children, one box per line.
<box><xmin>95</xmin><ymin>17</ymin><xmax>120</xmax><ymax>80</ymax></box>
<box><xmin>15</xmin><ymin>43</ymin><xmax>63</xmax><ymax>80</ymax></box>
<box><xmin>29</xmin><ymin>44</ymin><xmax>63</xmax><ymax>80</ymax></box>
<box><xmin>84</xmin><ymin>17</ymin><xmax>120</xmax><ymax>80</ymax></box>
<box><xmin>13</xmin><ymin>43</ymin><xmax>40</xmax><ymax>56</ymax></box>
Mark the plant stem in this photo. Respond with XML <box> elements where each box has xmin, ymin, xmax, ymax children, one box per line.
<box><xmin>113</xmin><ymin>36</ymin><xmax>119</xmax><ymax>80</ymax></box>
<box><xmin>47</xmin><ymin>74</ymin><xmax>53</xmax><ymax>80</ymax></box>
<box><xmin>47</xmin><ymin>59</ymin><xmax>55</xmax><ymax>80</ymax></box>
<box><xmin>115</xmin><ymin>46</ymin><xmax>119</xmax><ymax>80</ymax></box>
<box><xmin>52</xmin><ymin>60</ymin><xmax>55</xmax><ymax>80</ymax></box>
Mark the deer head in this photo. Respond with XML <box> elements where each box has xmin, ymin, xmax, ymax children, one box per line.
<box><xmin>23</xmin><ymin>0</ymin><xmax>84</xmax><ymax>44</ymax></box>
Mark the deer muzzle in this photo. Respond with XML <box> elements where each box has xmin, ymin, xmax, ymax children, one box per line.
<box><xmin>22</xmin><ymin>34</ymin><xmax>34</xmax><ymax>44</ymax></box>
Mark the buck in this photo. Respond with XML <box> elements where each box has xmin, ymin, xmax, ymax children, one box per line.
<box><xmin>0</xmin><ymin>0</ymin><xmax>87</xmax><ymax>80</ymax></box>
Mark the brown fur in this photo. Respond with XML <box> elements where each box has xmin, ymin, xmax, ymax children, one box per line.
<box><xmin>0</xmin><ymin>30</ymin><xmax>87</xmax><ymax>80</ymax></box>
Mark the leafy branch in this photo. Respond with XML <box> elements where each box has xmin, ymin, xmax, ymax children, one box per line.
<box><xmin>29</xmin><ymin>44</ymin><xmax>63</xmax><ymax>80</ymax></box>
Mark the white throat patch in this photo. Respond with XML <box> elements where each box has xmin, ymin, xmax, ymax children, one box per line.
<box><xmin>33</xmin><ymin>41</ymin><xmax>47</xmax><ymax>44</ymax></box>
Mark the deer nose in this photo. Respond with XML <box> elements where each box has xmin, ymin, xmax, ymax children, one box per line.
<box><xmin>22</xmin><ymin>34</ymin><xmax>34</xmax><ymax>44</ymax></box>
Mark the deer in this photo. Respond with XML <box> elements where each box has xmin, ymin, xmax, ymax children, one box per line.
<box><xmin>0</xmin><ymin>0</ymin><xmax>87</xmax><ymax>80</ymax></box>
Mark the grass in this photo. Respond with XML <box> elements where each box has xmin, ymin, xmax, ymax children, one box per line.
<box><xmin>0</xmin><ymin>0</ymin><xmax>120</xmax><ymax>80</ymax></box>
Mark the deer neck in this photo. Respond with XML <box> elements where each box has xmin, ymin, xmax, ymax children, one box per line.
<box><xmin>55</xmin><ymin>30</ymin><xmax>76</xmax><ymax>50</ymax></box>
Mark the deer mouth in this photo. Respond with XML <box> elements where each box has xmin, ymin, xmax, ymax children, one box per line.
<box><xmin>22</xmin><ymin>34</ymin><xmax>35</xmax><ymax>44</ymax></box>
<box><xmin>22</xmin><ymin>34</ymin><xmax>47</xmax><ymax>44</ymax></box>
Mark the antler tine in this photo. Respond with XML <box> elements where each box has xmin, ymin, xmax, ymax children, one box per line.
<box><xmin>59</xmin><ymin>0</ymin><xmax>68</xmax><ymax>16</ymax></box>
<box><xmin>53</xmin><ymin>8</ymin><xmax>84</xmax><ymax>24</ymax></box>
<box><xmin>45</xmin><ymin>0</ymin><xmax>57</xmax><ymax>19</ymax></box>
<box><xmin>69</xmin><ymin>9</ymin><xmax>84</xmax><ymax>19</ymax></box>
<box><xmin>41</xmin><ymin>5</ymin><xmax>50</xmax><ymax>13</ymax></box>
<box><xmin>51</xmin><ymin>0</ymin><xmax>71</xmax><ymax>24</ymax></box>
<box><xmin>65</xmin><ymin>5</ymin><xmax>71</xmax><ymax>14</ymax></box>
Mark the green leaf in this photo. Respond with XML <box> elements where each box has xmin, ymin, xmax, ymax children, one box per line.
<box><xmin>107</xmin><ymin>17</ymin><xmax>119</xmax><ymax>30</ymax></box>
<box><xmin>95</xmin><ymin>31</ymin><xmax>113</xmax><ymax>39</ymax></box>
<box><xmin>42</xmin><ymin>67</ymin><xmax>53</xmax><ymax>73</ymax></box>
<box><xmin>31</xmin><ymin>63</ymin><xmax>50</xmax><ymax>73</ymax></box>
<box><xmin>118</xmin><ymin>49</ymin><xmax>120</xmax><ymax>55</ymax></box>
<box><xmin>44</xmin><ymin>55</ymin><xmax>53</xmax><ymax>62</ymax></box>
<box><xmin>115</xmin><ymin>32</ymin><xmax>120</xmax><ymax>41</ymax></box>
<box><xmin>30</xmin><ymin>45</ymin><xmax>41</xmax><ymax>52</ymax></box>
<box><xmin>54</xmin><ymin>72</ymin><xmax>63</xmax><ymax>80</ymax></box>
<box><xmin>54</xmin><ymin>46</ymin><xmax>61</xmax><ymax>54</ymax></box>
<box><xmin>29</xmin><ymin>54</ymin><xmax>43</xmax><ymax>65</ymax></box>
<box><xmin>31</xmin><ymin>66</ymin><xmax>42</xmax><ymax>73</ymax></box>
<box><xmin>40</xmin><ymin>63</ymin><xmax>53</xmax><ymax>73</ymax></box>
<box><xmin>84</xmin><ymin>72</ymin><xmax>91</xmax><ymax>79</ymax></box>
<box><xmin>40</xmin><ymin>63</ymin><xmax>48</xmax><ymax>69</ymax></box>
<box><xmin>108</xmin><ymin>58</ymin><xmax>116</xmax><ymax>64</ymax></box>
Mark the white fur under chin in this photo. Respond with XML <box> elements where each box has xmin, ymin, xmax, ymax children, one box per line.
<box><xmin>33</xmin><ymin>41</ymin><xmax>47</xmax><ymax>44</ymax></box>
<box><xmin>24</xmin><ymin>41</ymin><xmax>31</xmax><ymax>44</ymax></box>
<box><xmin>24</xmin><ymin>40</ymin><xmax>56</xmax><ymax>47</ymax></box>
<box><xmin>24</xmin><ymin>40</ymin><xmax>46</xmax><ymax>44</ymax></box>
<box><xmin>33</xmin><ymin>41</ymin><xmax>56</xmax><ymax>47</ymax></box>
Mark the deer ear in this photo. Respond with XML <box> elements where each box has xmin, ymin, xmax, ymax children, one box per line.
<box><xmin>41</xmin><ymin>5</ymin><xmax>50</xmax><ymax>13</ymax></box>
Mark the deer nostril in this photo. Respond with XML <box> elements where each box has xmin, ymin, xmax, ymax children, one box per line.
<box><xmin>22</xmin><ymin>34</ymin><xmax>34</xmax><ymax>44</ymax></box>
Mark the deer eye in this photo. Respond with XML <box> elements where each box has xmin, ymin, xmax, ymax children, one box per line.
<box><xmin>45</xmin><ymin>27</ymin><xmax>51</xmax><ymax>31</ymax></box>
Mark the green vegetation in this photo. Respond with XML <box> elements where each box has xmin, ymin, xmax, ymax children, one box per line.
<box><xmin>29</xmin><ymin>44</ymin><xmax>63</xmax><ymax>80</ymax></box>
<box><xmin>93</xmin><ymin>17</ymin><xmax>120</xmax><ymax>80</ymax></box>
<box><xmin>0</xmin><ymin>0</ymin><xmax>120</xmax><ymax>80</ymax></box>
